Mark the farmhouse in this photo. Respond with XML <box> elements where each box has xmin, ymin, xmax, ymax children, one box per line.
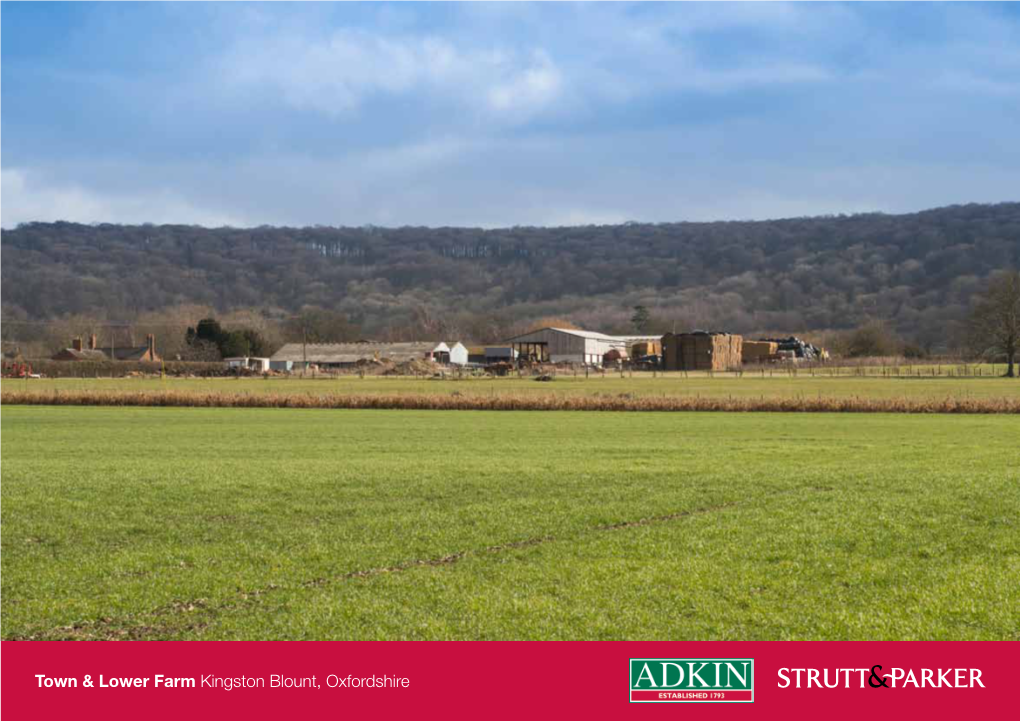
<box><xmin>269</xmin><ymin>342</ymin><xmax>438</xmax><ymax>370</ymax></box>
<box><xmin>504</xmin><ymin>328</ymin><xmax>662</xmax><ymax>366</ymax></box>
<box><xmin>52</xmin><ymin>334</ymin><xmax>161</xmax><ymax>362</ymax></box>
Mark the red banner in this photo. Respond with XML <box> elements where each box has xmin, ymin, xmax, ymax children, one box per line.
<box><xmin>2</xmin><ymin>641</ymin><xmax>1015</xmax><ymax>718</ymax></box>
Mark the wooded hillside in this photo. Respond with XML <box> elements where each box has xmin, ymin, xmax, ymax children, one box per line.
<box><xmin>3</xmin><ymin>202</ymin><xmax>1018</xmax><ymax>352</ymax></box>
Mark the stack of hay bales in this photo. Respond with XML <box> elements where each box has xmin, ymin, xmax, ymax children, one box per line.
<box><xmin>662</xmin><ymin>333</ymin><xmax>679</xmax><ymax>370</ymax></box>
<box><xmin>662</xmin><ymin>332</ymin><xmax>743</xmax><ymax>371</ymax></box>
<box><xmin>630</xmin><ymin>340</ymin><xmax>662</xmax><ymax>358</ymax></box>
<box><xmin>741</xmin><ymin>340</ymin><xmax>778</xmax><ymax>364</ymax></box>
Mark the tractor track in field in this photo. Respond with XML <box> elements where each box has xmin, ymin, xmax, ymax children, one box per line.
<box><xmin>6</xmin><ymin>486</ymin><xmax>833</xmax><ymax>641</ymax></box>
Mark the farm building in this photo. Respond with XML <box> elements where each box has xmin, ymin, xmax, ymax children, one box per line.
<box><xmin>506</xmin><ymin>328</ymin><xmax>618</xmax><ymax>365</ymax></box>
<box><xmin>662</xmin><ymin>332</ymin><xmax>743</xmax><ymax>371</ymax></box>
<box><xmin>449</xmin><ymin>342</ymin><xmax>469</xmax><ymax>366</ymax></box>
<box><xmin>224</xmin><ymin>356</ymin><xmax>271</xmax><ymax>373</ymax></box>
<box><xmin>269</xmin><ymin>342</ymin><xmax>437</xmax><ymax>370</ymax></box>
<box><xmin>484</xmin><ymin>346</ymin><xmax>518</xmax><ymax>363</ymax></box>
<box><xmin>466</xmin><ymin>346</ymin><xmax>487</xmax><ymax>364</ymax></box>
<box><xmin>429</xmin><ymin>342</ymin><xmax>469</xmax><ymax>365</ymax></box>
<box><xmin>504</xmin><ymin>328</ymin><xmax>661</xmax><ymax>366</ymax></box>
<box><xmin>465</xmin><ymin>345</ymin><xmax>518</xmax><ymax>365</ymax></box>
<box><xmin>52</xmin><ymin>334</ymin><xmax>160</xmax><ymax>362</ymax></box>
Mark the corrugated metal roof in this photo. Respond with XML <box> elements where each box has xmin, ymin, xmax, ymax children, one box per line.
<box><xmin>617</xmin><ymin>335</ymin><xmax>664</xmax><ymax>343</ymax></box>
<box><xmin>505</xmin><ymin>328</ymin><xmax>665</xmax><ymax>343</ymax></box>
<box><xmin>506</xmin><ymin>327</ymin><xmax>620</xmax><ymax>342</ymax></box>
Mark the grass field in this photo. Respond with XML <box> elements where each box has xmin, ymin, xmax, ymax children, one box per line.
<box><xmin>7</xmin><ymin>372</ymin><xmax>1020</xmax><ymax>402</ymax></box>
<box><xmin>2</xmin><ymin>406</ymin><xmax>1017</xmax><ymax>640</ymax></box>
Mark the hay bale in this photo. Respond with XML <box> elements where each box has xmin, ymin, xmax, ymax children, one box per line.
<box><xmin>664</xmin><ymin>332</ymin><xmax>745</xmax><ymax>370</ymax></box>
<box><xmin>742</xmin><ymin>341</ymin><xmax>778</xmax><ymax>364</ymax></box>
<box><xmin>630</xmin><ymin>341</ymin><xmax>662</xmax><ymax>358</ymax></box>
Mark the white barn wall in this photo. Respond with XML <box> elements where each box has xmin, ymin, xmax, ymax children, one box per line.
<box><xmin>505</xmin><ymin>328</ymin><xmax>627</xmax><ymax>365</ymax></box>
<box><xmin>448</xmin><ymin>342</ymin><xmax>469</xmax><ymax>366</ymax></box>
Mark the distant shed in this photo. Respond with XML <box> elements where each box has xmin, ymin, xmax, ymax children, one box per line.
<box><xmin>447</xmin><ymin>342</ymin><xmax>469</xmax><ymax>366</ymax></box>
<box><xmin>269</xmin><ymin>342</ymin><xmax>436</xmax><ymax>370</ymax></box>
<box><xmin>224</xmin><ymin>356</ymin><xmax>271</xmax><ymax>373</ymax></box>
<box><xmin>429</xmin><ymin>341</ymin><xmax>469</xmax><ymax>366</ymax></box>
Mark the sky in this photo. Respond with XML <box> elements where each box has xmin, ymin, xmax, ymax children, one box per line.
<box><xmin>2</xmin><ymin>1</ymin><xmax>1019</xmax><ymax>229</ymax></box>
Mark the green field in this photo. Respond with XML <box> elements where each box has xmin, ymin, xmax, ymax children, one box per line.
<box><xmin>8</xmin><ymin>371</ymin><xmax>1020</xmax><ymax>402</ymax></box>
<box><xmin>2</xmin><ymin>406</ymin><xmax>1017</xmax><ymax>640</ymax></box>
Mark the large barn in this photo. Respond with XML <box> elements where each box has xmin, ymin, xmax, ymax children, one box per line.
<box><xmin>504</xmin><ymin>327</ymin><xmax>660</xmax><ymax>366</ymax></box>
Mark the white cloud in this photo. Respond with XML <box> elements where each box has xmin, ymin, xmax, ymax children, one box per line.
<box><xmin>6</xmin><ymin>4</ymin><xmax>1019</xmax><ymax>230</ymax></box>
<box><xmin>0</xmin><ymin>168</ymin><xmax>245</xmax><ymax>228</ymax></box>
<box><xmin>219</xmin><ymin>29</ymin><xmax>565</xmax><ymax>122</ymax></box>
<box><xmin>486</xmin><ymin>50</ymin><xmax>563</xmax><ymax>121</ymax></box>
<box><xmin>7</xmin><ymin>127</ymin><xmax>1018</xmax><ymax>231</ymax></box>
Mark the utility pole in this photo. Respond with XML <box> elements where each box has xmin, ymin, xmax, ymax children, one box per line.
<box><xmin>302</xmin><ymin>326</ymin><xmax>307</xmax><ymax>377</ymax></box>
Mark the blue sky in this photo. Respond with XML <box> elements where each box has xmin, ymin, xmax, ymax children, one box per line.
<box><xmin>2</xmin><ymin>1</ymin><xmax>1019</xmax><ymax>228</ymax></box>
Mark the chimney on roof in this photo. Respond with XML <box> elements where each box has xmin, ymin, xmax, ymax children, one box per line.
<box><xmin>146</xmin><ymin>334</ymin><xmax>155</xmax><ymax>358</ymax></box>
<box><xmin>88</xmin><ymin>334</ymin><xmax>97</xmax><ymax>350</ymax></box>
<box><xmin>72</xmin><ymin>337</ymin><xmax>83</xmax><ymax>352</ymax></box>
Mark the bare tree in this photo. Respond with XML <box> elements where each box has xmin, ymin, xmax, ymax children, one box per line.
<box><xmin>839</xmin><ymin>320</ymin><xmax>903</xmax><ymax>358</ymax></box>
<box><xmin>412</xmin><ymin>304</ymin><xmax>443</xmax><ymax>339</ymax></box>
<box><xmin>971</xmin><ymin>270</ymin><xmax>1020</xmax><ymax>377</ymax></box>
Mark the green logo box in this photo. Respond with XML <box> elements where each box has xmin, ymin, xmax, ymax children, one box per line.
<box><xmin>629</xmin><ymin>658</ymin><xmax>754</xmax><ymax>703</ymax></box>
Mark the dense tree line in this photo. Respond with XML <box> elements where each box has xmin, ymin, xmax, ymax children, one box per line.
<box><xmin>2</xmin><ymin>203</ymin><xmax>1018</xmax><ymax>354</ymax></box>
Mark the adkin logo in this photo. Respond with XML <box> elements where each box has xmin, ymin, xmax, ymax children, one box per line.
<box><xmin>629</xmin><ymin>658</ymin><xmax>754</xmax><ymax>703</ymax></box>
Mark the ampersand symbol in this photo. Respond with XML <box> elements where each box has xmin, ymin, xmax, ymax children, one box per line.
<box><xmin>868</xmin><ymin>665</ymin><xmax>889</xmax><ymax>688</ymax></box>
<box><xmin>83</xmin><ymin>675</ymin><xmax>94</xmax><ymax>688</ymax></box>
